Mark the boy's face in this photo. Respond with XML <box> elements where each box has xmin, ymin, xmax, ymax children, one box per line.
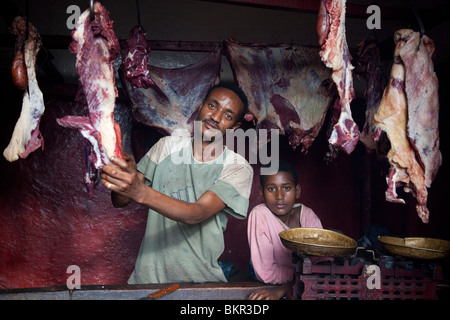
<box><xmin>260</xmin><ymin>171</ymin><xmax>300</xmax><ymax>217</ymax></box>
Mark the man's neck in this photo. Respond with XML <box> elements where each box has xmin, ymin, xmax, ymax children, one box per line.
<box><xmin>192</xmin><ymin>139</ymin><xmax>225</xmax><ymax>162</ymax></box>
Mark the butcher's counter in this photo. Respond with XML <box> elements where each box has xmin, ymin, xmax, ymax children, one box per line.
<box><xmin>0</xmin><ymin>282</ymin><xmax>276</xmax><ymax>300</ymax></box>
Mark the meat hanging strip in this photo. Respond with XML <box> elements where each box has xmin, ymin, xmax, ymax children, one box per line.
<box><xmin>224</xmin><ymin>39</ymin><xmax>335</xmax><ymax>152</ymax></box>
<box><xmin>317</xmin><ymin>0</ymin><xmax>360</xmax><ymax>155</ymax></box>
<box><xmin>373</xmin><ymin>29</ymin><xmax>441</xmax><ymax>223</ymax></box>
<box><xmin>57</xmin><ymin>2</ymin><xmax>123</xmax><ymax>170</ymax></box>
<box><xmin>4</xmin><ymin>17</ymin><xmax>45</xmax><ymax>162</ymax></box>
<box><xmin>122</xmin><ymin>25</ymin><xmax>154</xmax><ymax>89</ymax></box>
<box><xmin>399</xmin><ymin>30</ymin><xmax>441</xmax><ymax>188</ymax></box>
<box><xmin>354</xmin><ymin>36</ymin><xmax>385</xmax><ymax>152</ymax></box>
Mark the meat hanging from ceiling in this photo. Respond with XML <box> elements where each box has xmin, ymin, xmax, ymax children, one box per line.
<box><xmin>120</xmin><ymin>48</ymin><xmax>222</xmax><ymax>135</ymax></box>
<box><xmin>354</xmin><ymin>36</ymin><xmax>386</xmax><ymax>152</ymax></box>
<box><xmin>4</xmin><ymin>17</ymin><xmax>45</xmax><ymax>162</ymax></box>
<box><xmin>317</xmin><ymin>0</ymin><xmax>360</xmax><ymax>155</ymax></box>
<box><xmin>223</xmin><ymin>39</ymin><xmax>335</xmax><ymax>152</ymax></box>
<box><xmin>399</xmin><ymin>31</ymin><xmax>442</xmax><ymax>188</ymax></box>
<box><xmin>57</xmin><ymin>2</ymin><xmax>124</xmax><ymax>171</ymax></box>
<box><xmin>122</xmin><ymin>25</ymin><xmax>154</xmax><ymax>89</ymax></box>
<box><xmin>373</xmin><ymin>29</ymin><xmax>441</xmax><ymax>224</ymax></box>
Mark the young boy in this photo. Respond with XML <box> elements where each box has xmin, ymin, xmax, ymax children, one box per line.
<box><xmin>247</xmin><ymin>161</ymin><xmax>324</xmax><ymax>300</ymax></box>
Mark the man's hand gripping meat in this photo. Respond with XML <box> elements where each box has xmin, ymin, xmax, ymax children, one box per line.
<box><xmin>101</xmin><ymin>153</ymin><xmax>145</xmax><ymax>208</ymax></box>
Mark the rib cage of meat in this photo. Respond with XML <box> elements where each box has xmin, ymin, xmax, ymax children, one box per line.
<box><xmin>4</xmin><ymin>17</ymin><xmax>45</xmax><ymax>162</ymax></box>
<box><xmin>224</xmin><ymin>39</ymin><xmax>335</xmax><ymax>152</ymax></box>
<box><xmin>373</xmin><ymin>29</ymin><xmax>441</xmax><ymax>224</ymax></box>
<box><xmin>120</xmin><ymin>48</ymin><xmax>222</xmax><ymax>135</ymax></box>
<box><xmin>57</xmin><ymin>2</ymin><xmax>123</xmax><ymax>169</ymax></box>
<box><xmin>319</xmin><ymin>0</ymin><xmax>360</xmax><ymax>155</ymax></box>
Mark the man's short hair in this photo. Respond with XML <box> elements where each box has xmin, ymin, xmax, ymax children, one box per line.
<box><xmin>205</xmin><ymin>83</ymin><xmax>249</xmax><ymax>122</ymax></box>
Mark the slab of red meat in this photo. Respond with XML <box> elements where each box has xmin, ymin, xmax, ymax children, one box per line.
<box><xmin>120</xmin><ymin>48</ymin><xmax>221</xmax><ymax>135</ymax></box>
<box><xmin>354</xmin><ymin>37</ymin><xmax>385</xmax><ymax>152</ymax></box>
<box><xmin>224</xmin><ymin>39</ymin><xmax>335</xmax><ymax>152</ymax></box>
<box><xmin>122</xmin><ymin>25</ymin><xmax>154</xmax><ymax>89</ymax></box>
<box><xmin>4</xmin><ymin>17</ymin><xmax>45</xmax><ymax>162</ymax></box>
<box><xmin>318</xmin><ymin>0</ymin><xmax>359</xmax><ymax>155</ymax></box>
<box><xmin>398</xmin><ymin>30</ymin><xmax>442</xmax><ymax>188</ymax></box>
<box><xmin>57</xmin><ymin>2</ymin><xmax>123</xmax><ymax>169</ymax></box>
<box><xmin>372</xmin><ymin>29</ymin><xmax>440</xmax><ymax>223</ymax></box>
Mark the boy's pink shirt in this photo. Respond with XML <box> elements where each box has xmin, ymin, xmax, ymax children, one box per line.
<box><xmin>247</xmin><ymin>203</ymin><xmax>323</xmax><ymax>284</ymax></box>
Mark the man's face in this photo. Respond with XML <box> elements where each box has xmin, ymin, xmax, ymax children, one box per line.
<box><xmin>196</xmin><ymin>87</ymin><xmax>244</xmax><ymax>138</ymax></box>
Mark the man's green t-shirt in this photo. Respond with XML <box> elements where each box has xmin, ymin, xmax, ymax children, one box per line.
<box><xmin>128</xmin><ymin>135</ymin><xmax>253</xmax><ymax>284</ymax></box>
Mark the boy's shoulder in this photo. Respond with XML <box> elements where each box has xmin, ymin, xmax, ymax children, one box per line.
<box><xmin>249</xmin><ymin>203</ymin><xmax>270</xmax><ymax>215</ymax></box>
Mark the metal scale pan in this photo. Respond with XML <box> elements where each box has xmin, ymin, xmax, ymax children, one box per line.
<box><xmin>279</xmin><ymin>228</ymin><xmax>358</xmax><ymax>258</ymax></box>
<box><xmin>378</xmin><ymin>236</ymin><xmax>450</xmax><ymax>260</ymax></box>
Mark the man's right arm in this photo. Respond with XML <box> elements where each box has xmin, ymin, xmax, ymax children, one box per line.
<box><xmin>103</xmin><ymin>152</ymin><xmax>140</xmax><ymax>208</ymax></box>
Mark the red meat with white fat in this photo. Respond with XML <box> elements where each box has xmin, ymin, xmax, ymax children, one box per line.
<box><xmin>318</xmin><ymin>0</ymin><xmax>360</xmax><ymax>155</ymax></box>
<box><xmin>57</xmin><ymin>2</ymin><xmax>123</xmax><ymax>169</ymax></box>
<box><xmin>373</xmin><ymin>29</ymin><xmax>441</xmax><ymax>223</ymax></box>
<box><xmin>224</xmin><ymin>39</ymin><xmax>335</xmax><ymax>152</ymax></box>
<box><xmin>4</xmin><ymin>17</ymin><xmax>45</xmax><ymax>162</ymax></box>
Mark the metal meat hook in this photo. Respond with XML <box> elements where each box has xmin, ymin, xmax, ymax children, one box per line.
<box><xmin>409</xmin><ymin>0</ymin><xmax>425</xmax><ymax>38</ymax></box>
<box><xmin>409</xmin><ymin>0</ymin><xmax>425</xmax><ymax>51</ymax></box>
<box><xmin>90</xmin><ymin>0</ymin><xmax>94</xmax><ymax>20</ymax></box>
<box><xmin>25</xmin><ymin>0</ymin><xmax>29</xmax><ymax>40</ymax></box>
<box><xmin>25</xmin><ymin>0</ymin><xmax>30</xmax><ymax>96</ymax></box>
<box><xmin>136</xmin><ymin>0</ymin><xmax>142</xmax><ymax>33</ymax></box>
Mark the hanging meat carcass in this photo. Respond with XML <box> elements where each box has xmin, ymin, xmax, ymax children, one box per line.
<box><xmin>57</xmin><ymin>2</ymin><xmax>124</xmax><ymax>170</ymax></box>
<box><xmin>354</xmin><ymin>36</ymin><xmax>385</xmax><ymax>152</ymax></box>
<box><xmin>120</xmin><ymin>48</ymin><xmax>222</xmax><ymax>135</ymax></box>
<box><xmin>373</xmin><ymin>29</ymin><xmax>441</xmax><ymax>223</ymax></box>
<box><xmin>399</xmin><ymin>30</ymin><xmax>441</xmax><ymax>188</ymax></box>
<box><xmin>4</xmin><ymin>17</ymin><xmax>45</xmax><ymax>162</ymax></box>
<box><xmin>224</xmin><ymin>39</ymin><xmax>334</xmax><ymax>152</ymax></box>
<box><xmin>122</xmin><ymin>25</ymin><xmax>154</xmax><ymax>89</ymax></box>
<box><xmin>317</xmin><ymin>0</ymin><xmax>360</xmax><ymax>155</ymax></box>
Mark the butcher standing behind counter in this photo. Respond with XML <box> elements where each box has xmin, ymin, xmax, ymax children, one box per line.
<box><xmin>100</xmin><ymin>83</ymin><xmax>253</xmax><ymax>283</ymax></box>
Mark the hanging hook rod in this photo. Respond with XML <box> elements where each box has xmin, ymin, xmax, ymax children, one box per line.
<box><xmin>136</xmin><ymin>0</ymin><xmax>142</xmax><ymax>32</ymax></box>
<box><xmin>25</xmin><ymin>0</ymin><xmax>29</xmax><ymax>40</ymax></box>
<box><xmin>409</xmin><ymin>0</ymin><xmax>425</xmax><ymax>37</ymax></box>
<box><xmin>90</xmin><ymin>0</ymin><xmax>94</xmax><ymax>21</ymax></box>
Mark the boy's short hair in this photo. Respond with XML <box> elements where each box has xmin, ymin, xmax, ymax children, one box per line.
<box><xmin>260</xmin><ymin>160</ymin><xmax>298</xmax><ymax>187</ymax></box>
<box><xmin>205</xmin><ymin>82</ymin><xmax>249</xmax><ymax>122</ymax></box>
